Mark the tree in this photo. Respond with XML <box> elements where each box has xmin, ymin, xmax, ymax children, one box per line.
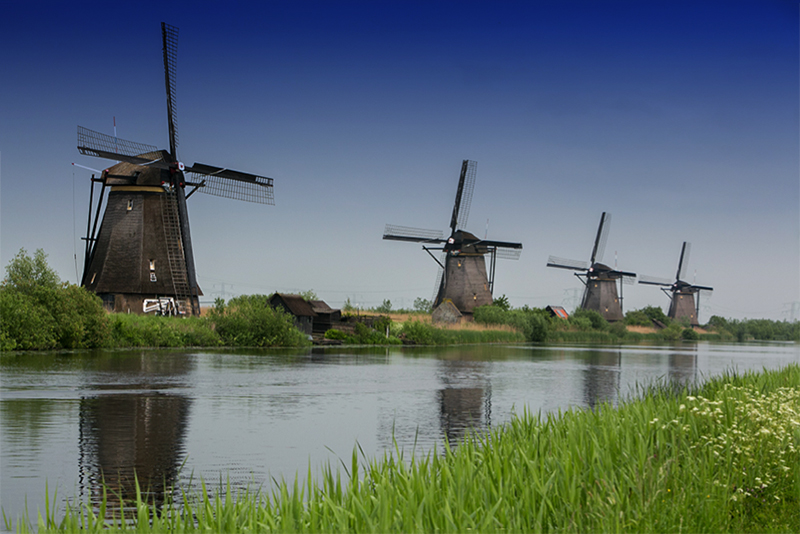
<box><xmin>1</xmin><ymin>248</ymin><xmax>109</xmax><ymax>349</ymax></box>
<box><xmin>493</xmin><ymin>294</ymin><xmax>511</xmax><ymax>311</ymax></box>
<box><xmin>375</xmin><ymin>299</ymin><xmax>392</xmax><ymax>313</ymax></box>
<box><xmin>413</xmin><ymin>297</ymin><xmax>432</xmax><ymax>313</ymax></box>
<box><xmin>298</xmin><ymin>289</ymin><xmax>318</xmax><ymax>301</ymax></box>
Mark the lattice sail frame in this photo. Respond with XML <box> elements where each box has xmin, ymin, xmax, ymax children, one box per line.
<box><xmin>190</xmin><ymin>172</ymin><xmax>274</xmax><ymax>205</ymax></box>
<box><xmin>455</xmin><ymin>160</ymin><xmax>477</xmax><ymax>232</ymax></box>
<box><xmin>383</xmin><ymin>224</ymin><xmax>444</xmax><ymax>241</ymax></box>
<box><xmin>78</xmin><ymin>126</ymin><xmax>164</xmax><ymax>164</ymax></box>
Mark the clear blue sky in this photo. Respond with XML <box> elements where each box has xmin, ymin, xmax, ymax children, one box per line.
<box><xmin>1</xmin><ymin>0</ymin><xmax>798</xmax><ymax>320</ymax></box>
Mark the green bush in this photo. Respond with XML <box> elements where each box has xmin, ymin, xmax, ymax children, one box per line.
<box><xmin>681</xmin><ymin>327</ymin><xmax>700</xmax><ymax>341</ymax></box>
<box><xmin>324</xmin><ymin>329</ymin><xmax>348</xmax><ymax>341</ymax></box>
<box><xmin>571</xmin><ymin>308</ymin><xmax>609</xmax><ymax>331</ymax></box>
<box><xmin>624</xmin><ymin>309</ymin><xmax>652</xmax><ymax>326</ymax></box>
<box><xmin>641</xmin><ymin>305</ymin><xmax>670</xmax><ymax>325</ymax></box>
<box><xmin>1</xmin><ymin>249</ymin><xmax>110</xmax><ymax>350</ymax></box>
<box><xmin>609</xmin><ymin>321</ymin><xmax>628</xmax><ymax>338</ymax></box>
<box><xmin>207</xmin><ymin>294</ymin><xmax>310</xmax><ymax>348</ymax></box>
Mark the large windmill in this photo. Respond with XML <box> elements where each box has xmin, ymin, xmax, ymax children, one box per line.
<box><xmin>77</xmin><ymin>23</ymin><xmax>274</xmax><ymax>316</ymax></box>
<box><xmin>546</xmin><ymin>212</ymin><xmax>635</xmax><ymax>321</ymax></box>
<box><xmin>383</xmin><ymin>160</ymin><xmax>522</xmax><ymax>316</ymax></box>
<box><xmin>639</xmin><ymin>242</ymin><xmax>713</xmax><ymax>326</ymax></box>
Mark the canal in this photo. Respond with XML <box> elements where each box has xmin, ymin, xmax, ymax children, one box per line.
<box><xmin>1</xmin><ymin>341</ymin><xmax>798</xmax><ymax>523</ymax></box>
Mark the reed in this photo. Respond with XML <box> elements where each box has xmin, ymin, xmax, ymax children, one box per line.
<box><xmin>18</xmin><ymin>364</ymin><xmax>800</xmax><ymax>533</ymax></box>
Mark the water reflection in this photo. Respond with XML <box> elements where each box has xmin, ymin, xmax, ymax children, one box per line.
<box><xmin>669</xmin><ymin>348</ymin><xmax>698</xmax><ymax>384</ymax></box>
<box><xmin>582</xmin><ymin>350</ymin><xmax>621</xmax><ymax>408</ymax></box>
<box><xmin>77</xmin><ymin>353</ymin><xmax>193</xmax><ymax>517</ymax></box>
<box><xmin>437</xmin><ymin>358</ymin><xmax>492</xmax><ymax>444</ymax></box>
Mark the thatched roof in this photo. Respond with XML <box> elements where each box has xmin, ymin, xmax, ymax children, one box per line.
<box><xmin>270</xmin><ymin>293</ymin><xmax>317</xmax><ymax>317</ymax></box>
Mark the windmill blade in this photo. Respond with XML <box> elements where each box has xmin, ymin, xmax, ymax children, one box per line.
<box><xmin>691</xmin><ymin>284</ymin><xmax>714</xmax><ymax>292</ymax></box>
<box><xmin>620</xmin><ymin>272</ymin><xmax>637</xmax><ymax>285</ymax></box>
<box><xmin>590</xmin><ymin>212</ymin><xmax>611</xmax><ymax>264</ymax></box>
<box><xmin>189</xmin><ymin>172</ymin><xmax>274</xmax><ymax>204</ymax></box>
<box><xmin>78</xmin><ymin>126</ymin><xmax>167</xmax><ymax>167</ymax></box>
<box><xmin>383</xmin><ymin>224</ymin><xmax>445</xmax><ymax>243</ymax></box>
<box><xmin>610</xmin><ymin>269</ymin><xmax>637</xmax><ymax>279</ymax></box>
<box><xmin>449</xmin><ymin>160</ymin><xmax>477</xmax><ymax>233</ymax></box>
<box><xmin>162</xmin><ymin>22</ymin><xmax>179</xmax><ymax>158</ymax></box>
<box><xmin>188</xmin><ymin>163</ymin><xmax>275</xmax><ymax>186</ymax></box>
<box><xmin>477</xmin><ymin>239</ymin><xmax>522</xmax><ymax>249</ymax></box>
<box><xmin>493</xmin><ymin>247</ymin><xmax>522</xmax><ymax>260</ymax></box>
<box><xmin>432</xmin><ymin>253</ymin><xmax>446</xmax><ymax>303</ymax></box>
<box><xmin>677</xmin><ymin>241</ymin><xmax>692</xmax><ymax>281</ymax></box>
<box><xmin>547</xmin><ymin>255</ymin><xmax>588</xmax><ymax>271</ymax></box>
<box><xmin>638</xmin><ymin>274</ymin><xmax>672</xmax><ymax>286</ymax></box>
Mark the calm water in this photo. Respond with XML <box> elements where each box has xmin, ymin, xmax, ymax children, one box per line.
<box><xmin>1</xmin><ymin>342</ymin><xmax>798</xmax><ymax>523</ymax></box>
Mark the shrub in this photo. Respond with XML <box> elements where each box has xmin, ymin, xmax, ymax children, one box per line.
<box><xmin>571</xmin><ymin>308</ymin><xmax>609</xmax><ymax>331</ymax></box>
<box><xmin>609</xmin><ymin>321</ymin><xmax>628</xmax><ymax>338</ymax></box>
<box><xmin>624</xmin><ymin>309</ymin><xmax>652</xmax><ymax>326</ymax></box>
<box><xmin>641</xmin><ymin>305</ymin><xmax>670</xmax><ymax>325</ymax></box>
<box><xmin>324</xmin><ymin>329</ymin><xmax>348</xmax><ymax>341</ymax></box>
<box><xmin>1</xmin><ymin>249</ymin><xmax>110</xmax><ymax>350</ymax></box>
<box><xmin>207</xmin><ymin>294</ymin><xmax>310</xmax><ymax>347</ymax></box>
<box><xmin>681</xmin><ymin>327</ymin><xmax>699</xmax><ymax>341</ymax></box>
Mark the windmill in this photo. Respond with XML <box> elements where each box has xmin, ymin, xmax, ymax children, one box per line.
<box><xmin>639</xmin><ymin>242</ymin><xmax>713</xmax><ymax>326</ymax></box>
<box><xmin>77</xmin><ymin>23</ymin><xmax>274</xmax><ymax>316</ymax></box>
<box><xmin>546</xmin><ymin>212</ymin><xmax>636</xmax><ymax>321</ymax></box>
<box><xmin>383</xmin><ymin>160</ymin><xmax>522</xmax><ymax>316</ymax></box>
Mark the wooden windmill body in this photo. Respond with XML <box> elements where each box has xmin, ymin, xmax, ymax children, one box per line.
<box><xmin>78</xmin><ymin>24</ymin><xmax>274</xmax><ymax>315</ymax></box>
<box><xmin>383</xmin><ymin>160</ymin><xmax>522</xmax><ymax>316</ymax></box>
<box><xmin>547</xmin><ymin>212</ymin><xmax>636</xmax><ymax>322</ymax></box>
<box><xmin>639</xmin><ymin>242</ymin><xmax>714</xmax><ymax>326</ymax></box>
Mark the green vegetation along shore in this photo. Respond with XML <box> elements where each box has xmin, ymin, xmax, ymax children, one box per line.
<box><xmin>15</xmin><ymin>364</ymin><xmax>800</xmax><ymax>533</ymax></box>
<box><xmin>2</xmin><ymin>249</ymin><xmax>797</xmax><ymax>351</ymax></box>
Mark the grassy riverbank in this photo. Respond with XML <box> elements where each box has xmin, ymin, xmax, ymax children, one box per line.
<box><xmin>18</xmin><ymin>364</ymin><xmax>800</xmax><ymax>533</ymax></box>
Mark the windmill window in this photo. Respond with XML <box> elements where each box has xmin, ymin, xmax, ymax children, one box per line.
<box><xmin>149</xmin><ymin>260</ymin><xmax>156</xmax><ymax>271</ymax></box>
<box><xmin>150</xmin><ymin>273</ymin><xmax>157</xmax><ymax>282</ymax></box>
<box><xmin>127</xmin><ymin>199</ymin><xmax>133</xmax><ymax>211</ymax></box>
<box><xmin>90</xmin><ymin>273</ymin><xmax>96</xmax><ymax>284</ymax></box>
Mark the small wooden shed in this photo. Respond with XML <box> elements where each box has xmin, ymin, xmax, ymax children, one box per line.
<box><xmin>269</xmin><ymin>293</ymin><xmax>317</xmax><ymax>335</ymax></box>
<box><xmin>432</xmin><ymin>299</ymin><xmax>462</xmax><ymax>324</ymax></box>
<box><xmin>309</xmin><ymin>300</ymin><xmax>342</xmax><ymax>334</ymax></box>
<box><xmin>546</xmin><ymin>305</ymin><xmax>569</xmax><ymax>319</ymax></box>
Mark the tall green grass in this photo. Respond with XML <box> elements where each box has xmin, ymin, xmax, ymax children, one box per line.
<box><xmin>17</xmin><ymin>364</ymin><xmax>799</xmax><ymax>533</ymax></box>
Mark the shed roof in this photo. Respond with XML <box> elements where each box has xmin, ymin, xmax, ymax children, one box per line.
<box><xmin>309</xmin><ymin>300</ymin><xmax>339</xmax><ymax>314</ymax></box>
<box><xmin>270</xmin><ymin>293</ymin><xmax>317</xmax><ymax>317</ymax></box>
<box><xmin>546</xmin><ymin>305</ymin><xmax>569</xmax><ymax>319</ymax></box>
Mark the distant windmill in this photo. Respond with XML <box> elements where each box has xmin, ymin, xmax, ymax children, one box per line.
<box><xmin>77</xmin><ymin>23</ymin><xmax>274</xmax><ymax>316</ymax></box>
<box><xmin>547</xmin><ymin>212</ymin><xmax>636</xmax><ymax>321</ymax></box>
<box><xmin>639</xmin><ymin>242</ymin><xmax>713</xmax><ymax>326</ymax></box>
<box><xmin>383</xmin><ymin>160</ymin><xmax>522</xmax><ymax>315</ymax></box>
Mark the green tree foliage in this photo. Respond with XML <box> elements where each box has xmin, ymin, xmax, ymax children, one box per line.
<box><xmin>413</xmin><ymin>297</ymin><xmax>432</xmax><ymax>313</ymax></box>
<box><xmin>681</xmin><ymin>327</ymin><xmax>700</xmax><ymax>341</ymax></box>
<box><xmin>571</xmin><ymin>308</ymin><xmax>609</xmax><ymax>331</ymax></box>
<box><xmin>375</xmin><ymin>299</ymin><xmax>392</xmax><ymax>313</ymax></box>
<box><xmin>473</xmin><ymin>304</ymin><xmax>550</xmax><ymax>342</ymax></box>
<box><xmin>624</xmin><ymin>309</ymin><xmax>652</xmax><ymax>326</ymax></box>
<box><xmin>641</xmin><ymin>305</ymin><xmax>670</xmax><ymax>325</ymax></box>
<box><xmin>492</xmin><ymin>294</ymin><xmax>510</xmax><ymax>311</ymax></box>
<box><xmin>207</xmin><ymin>294</ymin><xmax>310</xmax><ymax>347</ymax></box>
<box><xmin>298</xmin><ymin>289</ymin><xmax>318</xmax><ymax>302</ymax></box>
<box><xmin>342</xmin><ymin>298</ymin><xmax>355</xmax><ymax>312</ymax></box>
<box><xmin>1</xmin><ymin>249</ymin><xmax>109</xmax><ymax>350</ymax></box>
<box><xmin>706</xmin><ymin>315</ymin><xmax>799</xmax><ymax>342</ymax></box>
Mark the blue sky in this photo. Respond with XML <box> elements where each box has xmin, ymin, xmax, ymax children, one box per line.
<box><xmin>1</xmin><ymin>0</ymin><xmax>798</xmax><ymax>321</ymax></box>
